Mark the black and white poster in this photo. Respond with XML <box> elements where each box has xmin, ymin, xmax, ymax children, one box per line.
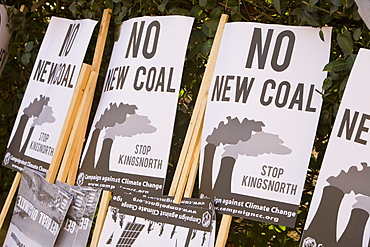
<box><xmin>77</xmin><ymin>16</ymin><xmax>194</xmax><ymax>195</ymax></box>
<box><xmin>2</xmin><ymin>17</ymin><xmax>97</xmax><ymax>174</ymax></box>
<box><xmin>71</xmin><ymin>186</ymin><xmax>102</xmax><ymax>247</ymax></box>
<box><xmin>300</xmin><ymin>48</ymin><xmax>370</xmax><ymax>247</ymax></box>
<box><xmin>3</xmin><ymin>167</ymin><xmax>73</xmax><ymax>247</ymax></box>
<box><xmin>199</xmin><ymin>22</ymin><xmax>332</xmax><ymax>227</ymax></box>
<box><xmin>98</xmin><ymin>192</ymin><xmax>214</xmax><ymax>247</ymax></box>
<box><xmin>54</xmin><ymin>181</ymin><xmax>89</xmax><ymax>247</ymax></box>
<box><xmin>0</xmin><ymin>4</ymin><xmax>12</xmax><ymax>76</ymax></box>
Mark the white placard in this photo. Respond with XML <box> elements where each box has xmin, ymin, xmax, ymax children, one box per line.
<box><xmin>77</xmin><ymin>16</ymin><xmax>194</xmax><ymax>195</ymax></box>
<box><xmin>2</xmin><ymin>17</ymin><xmax>97</xmax><ymax>174</ymax></box>
<box><xmin>301</xmin><ymin>48</ymin><xmax>370</xmax><ymax>247</ymax></box>
<box><xmin>199</xmin><ymin>22</ymin><xmax>332</xmax><ymax>227</ymax></box>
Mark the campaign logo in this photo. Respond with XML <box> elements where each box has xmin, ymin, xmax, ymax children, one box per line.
<box><xmin>76</xmin><ymin>172</ymin><xmax>85</xmax><ymax>186</ymax></box>
<box><xmin>201</xmin><ymin>211</ymin><xmax>211</xmax><ymax>228</ymax></box>
<box><xmin>4</xmin><ymin>152</ymin><xmax>11</xmax><ymax>165</ymax></box>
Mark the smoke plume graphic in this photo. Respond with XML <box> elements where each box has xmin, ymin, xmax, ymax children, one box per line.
<box><xmin>104</xmin><ymin>114</ymin><xmax>157</xmax><ymax>140</ymax></box>
<box><xmin>23</xmin><ymin>95</ymin><xmax>50</xmax><ymax>117</ymax></box>
<box><xmin>200</xmin><ymin>116</ymin><xmax>291</xmax><ymax>195</ymax></box>
<box><xmin>206</xmin><ymin>116</ymin><xmax>265</xmax><ymax>146</ymax></box>
<box><xmin>327</xmin><ymin>162</ymin><xmax>370</xmax><ymax>195</ymax></box>
<box><xmin>222</xmin><ymin>131</ymin><xmax>291</xmax><ymax>158</ymax></box>
<box><xmin>302</xmin><ymin>162</ymin><xmax>370</xmax><ymax>247</ymax></box>
<box><xmin>95</xmin><ymin>102</ymin><xmax>138</xmax><ymax>130</ymax></box>
<box><xmin>6</xmin><ymin>95</ymin><xmax>51</xmax><ymax>157</ymax></box>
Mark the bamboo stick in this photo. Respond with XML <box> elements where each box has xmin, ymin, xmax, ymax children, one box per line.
<box><xmin>90</xmin><ymin>190</ymin><xmax>112</xmax><ymax>247</ymax></box>
<box><xmin>169</xmin><ymin>14</ymin><xmax>229</xmax><ymax>202</ymax></box>
<box><xmin>0</xmin><ymin>172</ymin><xmax>21</xmax><ymax>228</ymax></box>
<box><xmin>215</xmin><ymin>215</ymin><xmax>232</xmax><ymax>247</ymax></box>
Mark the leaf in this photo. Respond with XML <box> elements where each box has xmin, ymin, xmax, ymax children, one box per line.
<box><xmin>190</xmin><ymin>5</ymin><xmax>203</xmax><ymax>18</ymax></box>
<box><xmin>322</xmin><ymin>77</ymin><xmax>333</xmax><ymax>90</ymax></box>
<box><xmin>346</xmin><ymin>54</ymin><xmax>356</xmax><ymax>70</ymax></box>
<box><xmin>199</xmin><ymin>0</ymin><xmax>207</xmax><ymax>7</ymax></box>
<box><xmin>310</xmin><ymin>0</ymin><xmax>319</xmax><ymax>6</ymax></box>
<box><xmin>319</xmin><ymin>29</ymin><xmax>325</xmax><ymax>42</ymax></box>
<box><xmin>331</xmin><ymin>0</ymin><xmax>342</xmax><ymax>6</ymax></box>
<box><xmin>274</xmin><ymin>0</ymin><xmax>281</xmax><ymax>14</ymax></box>
<box><xmin>209</xmin><ymin>7</ymin><xmax>222</xmax><ymax>19</ymax></box>
<box><xmin>25</xmin><ymin>41</ymin><xmax>34</xmax><ymax>52</ymax></box>
<box><xmin>337</xmin><ymin>33</ymin><xmax>353</xmax><ymax>56</ymax></box>
<box><xmin>158</xmin><ymin>0</ymin><xmax>169</xmax><ymax>13</ymax></box>
<box><xmin>21</xmin><ymin>53</ymin><xmax>31</xmax><ymax>65</ymax></box>
<box><xmin>323</xmin><ymin>59</ymin><xmax>348</xmax><ymax>71</ymax></box>
<box><xmin>302</xmin><ymin>11</ymin><xmax>320</xmax><ymax>26</ymax></box>
<box><xmin>353</xmin><ymin>28</ymin><xmax>361</xmax><ymax>41</ymax></box>
<box><xmin>69</xmin><ymin>1</ymin><xmax>77</xmax><ymax>12</ymax></box>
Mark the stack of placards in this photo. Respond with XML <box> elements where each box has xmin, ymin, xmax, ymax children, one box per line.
<box><xmin>198</xmin><ymin>22</ymin><xmax>332</xmax><ymax>227</ymax></box>
<box><xmin>98</xmin><ymin>193</ymin><xmax>215</xmax><ymax>247</ymax></box>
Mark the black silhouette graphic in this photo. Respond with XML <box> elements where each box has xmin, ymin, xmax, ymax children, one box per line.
<box><xmin>301</xmin><ymin>162</ymin><xmax>370</xmax><ymax>247</ymax></box>
<box><xmin>80</xmin><ymin>102</ymin><xmax>138</xmax><ymax>170</ymax></box>
<box><xmin>95</xmin><ymin>113</ymin><xmax>157</xmax><ymax>176</ymax></box>
<box><xmin>200</xmin><ymin>116</ymin><xmax>291</xmax><ymax>197</ymax></box>
<box><xmin>6</xmin><ymin>95</ymin><xmax>50</xmax><ymax>158</ymax></box>
<box><xmin>116</xmin><ymin>221</ymin><xmax>145</xmax><ymax>247</ymax></box>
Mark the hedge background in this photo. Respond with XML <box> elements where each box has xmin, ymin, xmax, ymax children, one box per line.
<box><xmin>0</xmin><ymin>0</ymin><xmax>368</xmax><ymax>246</ymax></box>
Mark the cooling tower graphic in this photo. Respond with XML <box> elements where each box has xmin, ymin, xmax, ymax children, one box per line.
<box><xmin>200</xmin><ymin>116</ymin><xmax>292</xmax><ymax>197</ymax></box>
<box><xmin>301</xmin><ymin>162</ymin><xmax>370</xmax><ymax>247</ymax></box>
<box><xmin>94</xmin><ymin>113</ymin><xmax>157</xmax><ymax>174</ymax></box>
<box><xmin>79</xmin><ymin>102</ymin><xmax>157</xmax><ymax>178</ymax></box>
<box><xmin>80</xmin><ymin>103</ymin><xmax>138</xmax><ymax>169</ymax></box>
<box><xmin>6</xmin><ymin>95</ymin><xmax>51</xmax><ymax>157</ymax></box>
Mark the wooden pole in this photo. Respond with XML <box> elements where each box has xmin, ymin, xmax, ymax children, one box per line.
<box><xmin>215</xmin><ymin>215</ymin><xmax>232</xmax><ymax>247</ymax></box>
<box><xmin>56</xmin><ymin>8</ymin><xmax>111</xmax><ymax>184</ymax></box>
<box><xmin>90</xmin><ymin>190</ymin><xmax>112</xmax><ymax>247</ymax></box>
<box><xmin>0</xmin><ymin>172</ymin><xmax>21</xmax><ymax>228</ymax></box>
<box><xmin>169</xmin><ymin>14</ymin><xmax>229</xmax><ymax>204</ymax></box>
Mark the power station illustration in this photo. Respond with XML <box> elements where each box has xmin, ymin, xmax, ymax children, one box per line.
<box><xmin>200</xmin><ymin>116</ymin><xmax>292</xmax><ymax>198</ymax></box>
<box><xmin>301</xmin><ymin>162</ymin><xmax>370</xmax><ymax>246</ymax></box>
<box><xmin>79</xmin><ymin>102</ymin><xmax>157</xmax><ymax>176</ymax></box>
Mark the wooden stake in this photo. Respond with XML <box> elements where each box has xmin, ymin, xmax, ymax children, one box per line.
<box><xmin>215</xmin><ymin>215</ymin><xmax>232</xmax><ymax>247</ymax></box>
<box><xmin>169</xmin><ymin>14</ymin><xmax>229</xmax><ymax>202</ymax></box>
<box><xmin>92</xmin><ymin>9</ymin><xmax>111</xmax><ymax>72</ymax></box>
<box><xmin>57</xmin><ymin>8</ymin><xmax>111</xmax><ymax>184</ymax></box>
<box><xmin>0</xmin><ymin>172</ymin><xmax>21</xmax><ymax>229</ymax></box>
<box><xmin>90</xmin><ymin>190</ymin><xmax>112</xmax><ymax>247</ymax></box>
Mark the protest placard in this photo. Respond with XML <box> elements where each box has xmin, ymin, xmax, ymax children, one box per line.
<box><xmin>98</xmin><ymin>192</ymin><xmax>214</xmax><ymax>247</ymax></box>
<box><xmin>199</xmin><ymin>22</ymin><xmax>332</xmax><ymax>227</ymax></box>
<box><xmin>300</xmin><ymin>48</ymin><xmax>370</xmax><ymax>247</ymax></box>
<box><xmin>2</xmin><ymin>17</ymin><xmax>97</xmax><ymax>174</ymax></box>
<box><xmin>3</xmin><ymin>168</ymin><xmax>73</xmax><ymax>246</ymax></box>
<box><xmin>77</xmin><ymin>15</ymin><xmax>194</xmax><ymax>195</ymax></box>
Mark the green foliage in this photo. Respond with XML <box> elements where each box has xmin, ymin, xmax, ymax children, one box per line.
<box><xmin>0</xmin><ymin>0</ymin><xmax>368</xmax><ymax>246</ymax></box>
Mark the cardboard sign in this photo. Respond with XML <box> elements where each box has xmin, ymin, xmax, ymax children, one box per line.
<box><xmin>54</xmin><ymin>182</ymin><xmax>89</xmax><ymax>247</ymax></box>
<box><xmin>300</xmin><ymin>48</ymin><xmax>370</xmax><ymax>247</ymax></box>
<box><xmin>98</xmin><ymin>193</ymin><xmax>214</xmax><ymax>247</ymax></box>
<box><xmin>199</xmin><ymin>22</ymin><xmax>332</xmax><ymax>227</ymax></box>
<box><xmin>2</xmin><ymin>17</ymin><xmax>97</xmax><ymax>174</ymax></box>
<box><xmin>0</xmin><ymin>5</ymin><xmax>12</xmax><ymax>76</ymax></box>
<box><xmin>3</xmin><ymin>168</ymin><xmax>73</xmax><ymax>247</ymax></box>
<box><xmin>71</xmin><ymin>186</ymin><xmax>101</xmax><ymax>247</ymax></box>
<box><xmin>77</xmin><ymin>16</ymin><xmax>194</xmax><ymax>194</ymax></box>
